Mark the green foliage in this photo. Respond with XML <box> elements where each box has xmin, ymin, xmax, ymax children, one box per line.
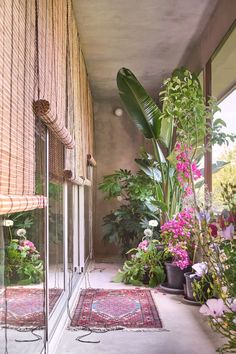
<box><xmin>194</xmin><ymin>235</ymin><xmax>236</xmax><ymax>353</ymax></box>
<box><xmin>5</xmin><ymin>240</ymin><xmax>44</xmax><ymax>285</ymax></box>
<box><xmin>221</xmin><ymin>182</ymin><xmax>236</xmax><ymax>213</ymax></box>
<box><xmin>117</xmin><ymin>68</ymin><xmax>162</xmax><ymax>140</ymax></box>
<box><xmin>114</xmin><ymin>241</ymin><xmax>166</xmax><ymax>287</ymax></box>
<box><xmin>192</xmin><ymin>274</ymin><xmax>214</xmax><ymax>303</ymax></box>
<box><xmin>99</xmin><ymin>168</ymin><xmax>160</xmax><ymax>255</ymax></box>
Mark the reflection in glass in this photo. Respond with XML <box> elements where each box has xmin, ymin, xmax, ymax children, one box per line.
<box><xmin>0</xmin><ymin>209</ymin><xmax>46</xmax><ymax>353</ymax></box>
<box><xmin>0</xmin><ymin>120</ymin><xmax>46</xmax><ymax>353</ymax></box>
<box><xmin>49</xmin><ymin>183</ymin><xmax>64</xmax><ymax>304</ymax></box>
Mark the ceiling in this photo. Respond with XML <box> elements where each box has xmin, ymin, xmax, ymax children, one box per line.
<box><xmin>73</xmin><ymin>0</ymin><xmax>219</xmax><ymax>101</ymax></box>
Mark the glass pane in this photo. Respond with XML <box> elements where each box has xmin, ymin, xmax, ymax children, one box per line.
<box><xmin>212</xmin><ymin>26</ymin><xmax>236</xmax><ymax>211</ymax></box>
<box><xmin>0</xmin><ymin>120</ymin><xmax>46</xmax><ymax>354</ymax></box>
<box><xmin>68</xmin><ymin>183</ymin><xmax>74</xmax><ymax>272</ymax></box>
<box><xmin>212</xmin><ymin>27</ymin><xmax>236</xmax><ymax>100</ymax></box>
<box><xmin>84</xmin><ymin>187</ymin><xmax>91</xmax><ymax>261</ymax></box>
<box><xmin>0</xmin><ymin>210</ymin><xmax>46</xmax><ymax>353</ymax></box>
<box><xmin>212</xmin><ymin>90</ymin><xmax>236</xmax><ymax>210</ymax></box>
<box><xmin>49</xmin><ymin>182</ymin><xmax>64</xmax><ymax>309</ymax></box>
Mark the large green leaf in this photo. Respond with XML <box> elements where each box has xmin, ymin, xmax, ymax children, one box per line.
<box><xmin>135</xmin><ymin>158</ymin><xmax>162</xmax><ymax>182</ymax></box>
<box><xmin>117</xmin><ymin>68</ymin><xmax>162</xmax><ymax>139</ymax></box>
<box><xmin>159</xmin><ymin>115</ymin><xmax>173</xmax><ymax>149</ymax></box>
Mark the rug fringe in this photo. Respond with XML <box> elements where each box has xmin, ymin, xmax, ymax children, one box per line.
<box><xmin>0</xmin><ymin>325</ymin><xmax>45</xmax><ymax>331</ymax></box>
<box><xmin>68</xmin><ymin>326</ymin><xmax>169</xmax><ymax>333</ymax></box>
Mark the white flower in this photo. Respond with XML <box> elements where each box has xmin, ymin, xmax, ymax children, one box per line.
<box><xmin>117</xmin><ymin>196</ymin><xmax>123</xmax><ymax>202</ymax></box>
<box><xmin>16</xmin><ymin>228</ymin><xmax>27</xmax><ymax>237</ymax></box>
<box><xmin>192</xmin><ymin>262</ymin><xmax>208</xmax><ymax>277</ymax></box>
<box><xmin>149</xmin><ymin>220</ymin><xmax>158</xmax><ymax>227</ymax></box>
<box><xmin>144</xmin><ymin>228</ymin><xmax>153</xmax><ymax>237</ymax></box>
<box><xmin>1</xmin><ymin>219</ymin><xmax>14</xmax><ymax>227</ymax></box>
<box><xmin>200</xmin><ymin>299</ymin><xmax>227</xmax><ymax>318</ymax></box>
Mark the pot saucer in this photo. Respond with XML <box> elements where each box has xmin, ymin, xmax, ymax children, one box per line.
<box><xmin>160</xmin><ymin>282</ymin><xmax>184</xmax><ymax>295</ymax></box>
<box><xmin>182</xmin><ymin>296</ymin><xmax>201</xmax><ymax>306</ymax></box>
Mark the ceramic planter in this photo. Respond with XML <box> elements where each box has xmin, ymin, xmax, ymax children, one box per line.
<box><xmin>184</xmin><ymin>272</ymin><xmax>198</xmax><ymax>301</ymax></box>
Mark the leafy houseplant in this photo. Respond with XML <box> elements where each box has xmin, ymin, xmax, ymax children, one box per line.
<box><xmin>114</xmin><ymin>238</ymin><xmax>166</xmax><ymax>287</ymax></box>
<box><xmin>99</xmin><ymin>168</ymin><xmax>160</xmax><ymax>255</ymax></box>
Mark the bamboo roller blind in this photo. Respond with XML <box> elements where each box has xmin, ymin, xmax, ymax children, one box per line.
<box><xmin>0</xmin><ymin>0</ymin><xmax>95</xmax><ymax>215</ymax></box>
<box><xmin>0</xmin><ymin>0</ymin><xmax>47</xmax><ymax>214</ymax></box>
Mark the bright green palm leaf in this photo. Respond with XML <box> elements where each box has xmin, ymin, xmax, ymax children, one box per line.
<box><xmin>117</xmin><ymin>68</ymin><xmax>162</xmax><ymax>139</ymax></box>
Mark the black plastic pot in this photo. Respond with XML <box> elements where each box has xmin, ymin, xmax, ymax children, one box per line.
<box><xmin>165</xmin><ymin>262</ymin><xmax>191</xmax><ymax>290</ymax></box>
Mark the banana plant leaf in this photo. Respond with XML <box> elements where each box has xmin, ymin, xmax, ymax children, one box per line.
<box><xmin>117</xmin><ymin>68</ymin><xmax>162</xmax><ymax>139</ymax></box>
<box><xmin>135</xmin><ymin>158</ymin><xmax>162</xmax><ymax>182</ymax></box>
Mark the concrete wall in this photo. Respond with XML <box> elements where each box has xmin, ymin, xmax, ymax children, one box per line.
<box><xmin>93</xmin><ymin>101</ymin><xmax>144</xmax><ymax>258</ymax></box>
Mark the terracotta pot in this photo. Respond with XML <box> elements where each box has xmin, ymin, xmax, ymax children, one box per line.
<box><xmin>165</xmin><ymin>262</ymin><xmax>191</xmax><ymax>290</ymax></box>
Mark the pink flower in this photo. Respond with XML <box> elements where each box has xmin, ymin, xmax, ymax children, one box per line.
<box><xmin>200</xmin><ymin>299</ymin><xmax>228</xmax><ymax>318</ymax></box>
<box><xmin>138</xmin><ymin>240</ymin><xmax>149</xmax><ymax>251</ymax></box>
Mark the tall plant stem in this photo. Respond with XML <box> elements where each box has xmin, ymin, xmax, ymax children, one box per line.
<box><xmin>152</xmin><ymin>139</ymin><xmax>168</xmax><ymax>222</ymax></box>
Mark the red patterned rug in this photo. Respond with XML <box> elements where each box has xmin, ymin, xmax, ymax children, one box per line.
<box><xmin>0</xmin><ymin>287</ymin><xmax>62</xmax><ymax>327</ymax></box>
<box><xmin>70</xmin><ymin>289</ymin><xmax>162</xmax><ymax>331</ymax></box>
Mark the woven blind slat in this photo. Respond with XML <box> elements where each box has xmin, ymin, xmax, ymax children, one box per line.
<box><xmin>0</xmin><ymin>195</ymin><xmax>47</xmax><ymax>215</ymax></box>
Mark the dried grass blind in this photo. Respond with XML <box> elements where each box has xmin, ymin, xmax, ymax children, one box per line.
<box><xmin>0</xmin><ymin>0</ymin><xmax>95</xmax><ymax>215</ymax></box>
<box><xmin>0</xmin><ymin>0</ymin><xmax>47</xmax><ymax>214</ymax></box>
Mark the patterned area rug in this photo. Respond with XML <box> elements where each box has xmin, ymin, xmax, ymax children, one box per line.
<box><xmin>0</xmin><ymin>287</ymin><xmax>62</xmax><ymax>327</ymax></box>
<box><xmin>70</xmin><ymin>289</ymin><xmax>162</xmax><ymax>331</ymax></box>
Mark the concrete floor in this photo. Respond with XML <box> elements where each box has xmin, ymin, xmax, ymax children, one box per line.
<box><xmin>58</xmin><ymin>262</ymin><xmax>224</xmax><ymax>354</ymax></box>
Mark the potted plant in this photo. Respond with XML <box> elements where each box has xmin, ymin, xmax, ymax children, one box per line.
<box><xmin>113</xmin><ymin>223</ymin><xmax>166</xmax><ymax>287</ymax></box>
<box><xmin>159</xmin><ymin>207</ymin><xmax>196</xmax><ymax>291</ymax></box>
<box><xmin>184</xmin><ymin>262</ymin><xmax>213</xmax><ymax>303</ymax></box>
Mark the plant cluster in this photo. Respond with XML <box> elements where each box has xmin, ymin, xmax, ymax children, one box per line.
<box><xmin>99</xmin><ymin>168</ymin><xmax>160</xmax><ymax>255</ymax></box>
<box><xmin>193</xmin><ymin>235</ymin><xmax>236</xmax><ymax>353</ymax></box>
<box><xmin>116</xmin><ymin>65</ymin><xmax>236</xmax><ymax>350</ymax></box>
<box><xmin>4</xmin><ymin>221</ymin><xmax>43</xmax><ymax>285</ymax></box>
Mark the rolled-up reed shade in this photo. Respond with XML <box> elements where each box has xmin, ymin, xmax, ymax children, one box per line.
<box><xmin>33</xmin><ymin>100</ymin><xmax>75</xmax><ymax>149</ymax></box>
<box><xmin>0</xmin><ymin>195</ymin><xmax>47</xmax><ymax>215</ymax></box>
<box><xmin>63</xmin><ymin>170</ymin><xmax>92</xmax><ymax>186</ymax></box>
<box><xmin>87</xmin><ymin>154</ymin><xmax>96</xmax><ymax>167</ymax></box>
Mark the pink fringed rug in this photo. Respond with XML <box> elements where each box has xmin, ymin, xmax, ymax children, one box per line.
<box><xmin>70</xmin><ymin>289</ymin><xmax>162</xmax><ymax>331</ymax></box>
<box><xmin>0</xmin><ymin>287</ymin><xmax>62</xmax><ymax>327</ymax></box>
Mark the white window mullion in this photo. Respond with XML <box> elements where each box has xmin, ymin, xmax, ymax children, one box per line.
<box><xmin>79</xmin><ymin>186</ymin><xmax>85</xmax><ymax>273</ymax></box>
<box><xmin>63</xmin><ymin>182</ymin><xmax>68</xmax><ymax>289</ymax></box>
<box><xmin>73</xmin><ymin>184</ymin><xmax>79</xmax><ymax>272</ymax></box>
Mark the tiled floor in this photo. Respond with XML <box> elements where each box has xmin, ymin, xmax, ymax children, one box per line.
<box><xmin>58</xmin><ymin>261</ymin><xmax>224</xmax><ymax>354</ymax></box>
